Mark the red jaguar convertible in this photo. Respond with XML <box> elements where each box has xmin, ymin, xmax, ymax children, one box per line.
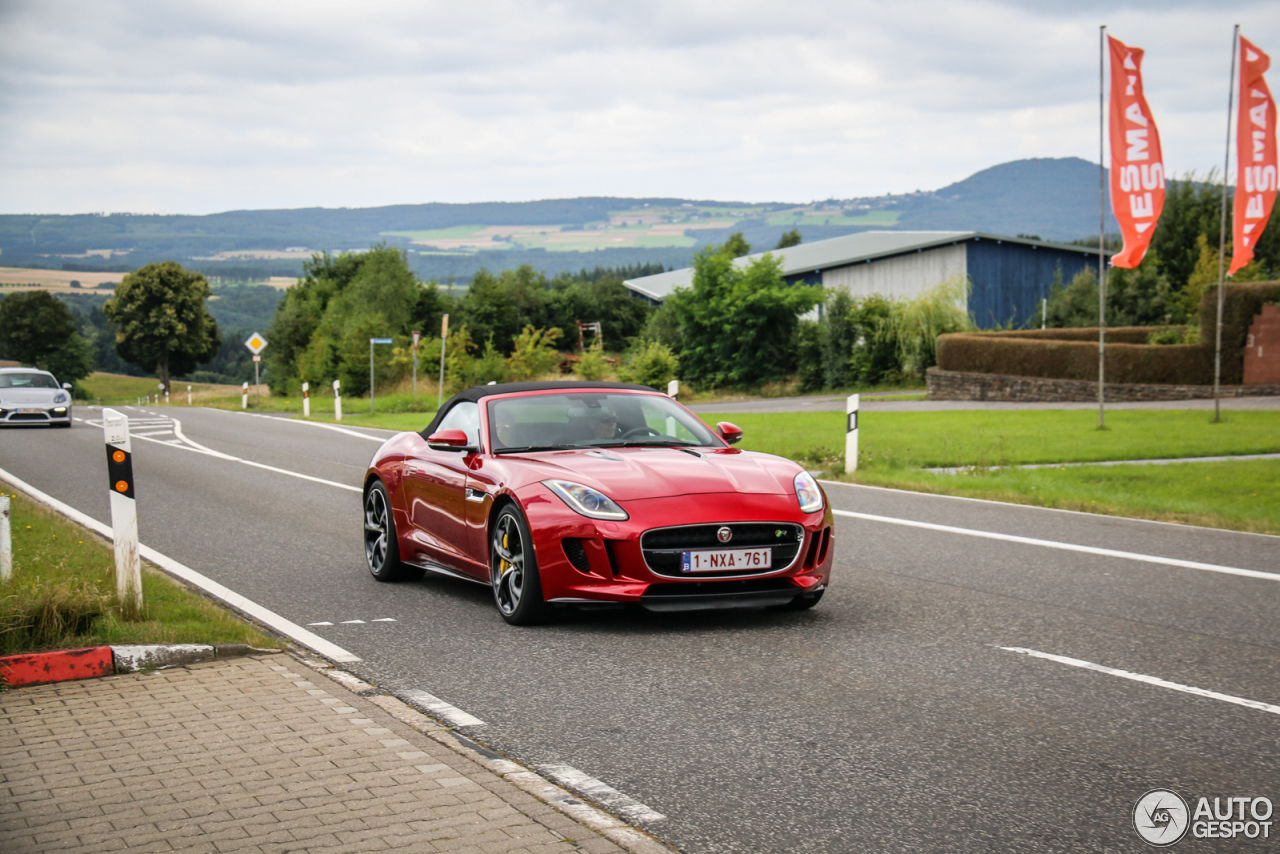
<box><xmin>362</xmin><ymin>382</ymin><xmax>833</xmax><ymax>624</ymax></box>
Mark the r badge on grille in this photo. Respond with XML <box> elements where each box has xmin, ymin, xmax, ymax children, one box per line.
<box><xmin>716</xmin><ymin>526</ymin><xmax>733</xmax><ymax>544</ymax></box>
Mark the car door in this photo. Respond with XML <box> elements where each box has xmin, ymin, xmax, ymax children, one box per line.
<box><xmin>402</xmin><ymin>402</ymin><xmax>478</xmax><ymax>569</ymax></box>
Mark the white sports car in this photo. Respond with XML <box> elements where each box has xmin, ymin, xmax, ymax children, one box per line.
<box><xmin>0</xmin><ymin>368</ymin><xmax>73</xmax><ymax>427</ymax></box>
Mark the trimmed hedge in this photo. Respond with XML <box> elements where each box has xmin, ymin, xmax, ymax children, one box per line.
<box><xmin>937</xmin><ymin>282</ymin><xmax>1280</xmax><ymax>385</ymax></box>
<box><xmin>936</xmin><ymin>335</ymin><xmax>1212</xmax><ymax>384</ymax></box>
<box><xmin>1199</xmin><ymin>280</ymin><xmax>1280</xmax><ymax>384</ymax></box>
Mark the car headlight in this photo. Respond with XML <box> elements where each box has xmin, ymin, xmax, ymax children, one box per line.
<box><xmin>794</xmin><ymin>471</ymin><xmax>824</xmax><ymax>514</ymax></box>
<box><xmin>54</xmin><ymin>392</ymin><xmax>70</xmax><ymax>404</ymax></box>
<box><xmin>542</xmin><ymin>480</ymin><xmax>629</xmax><ymax>521</ymax></box>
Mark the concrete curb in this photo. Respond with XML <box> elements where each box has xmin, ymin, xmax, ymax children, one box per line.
<box><xmin>293</xmin><ymin>652</ymin><xmax>679</xmax><ymax>854</ymax></box>
<box><xmin>0</xmin><ymin>643</ymin><xmax>282</xmax><ymax>688</ymax></box>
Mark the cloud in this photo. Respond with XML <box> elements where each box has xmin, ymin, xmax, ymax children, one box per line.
<box><xmin>0</xmin><ymin>0</ymin><xmax>1274</xmax><ymax>213</ymax></box>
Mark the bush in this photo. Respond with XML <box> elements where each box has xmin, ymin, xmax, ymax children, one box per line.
<box><xmin>505</xmin><ymin>325</ymin><xmax>562</xmax><ymax>381</ymax></box>
<box><xmin>0</xmin><ymin>581</ymin><xmax>109</xmax><ymax>654</ymax></box>
<box><xmin>574</xmin><ymin>338</ymin><xmax>609</xmax><ymax>380</ymax></box>
<box><xmin>618</xmin><ymin>341</ymin><xmax>679</xmax><ymax>388</ymax></box>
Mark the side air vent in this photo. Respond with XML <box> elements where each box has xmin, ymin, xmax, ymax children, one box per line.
<box><xmin>562</xmin><ymin>538</ymin><xmax>591</xmax><ymax>574</ymax></box>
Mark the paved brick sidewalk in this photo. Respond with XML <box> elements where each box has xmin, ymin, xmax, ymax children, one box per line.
<box><xmin>0</xmin><ymin>655</ymin><xmax>662</xmax><ymax>854</ymax></box>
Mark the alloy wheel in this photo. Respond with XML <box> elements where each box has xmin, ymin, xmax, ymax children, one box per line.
<box><xmin>492</xmin><ymin>512</ymin><xmax>525</xmax><ymax>615</ymax></box>
<box><xmin>364</xmin><ymin>487</ymin><xmax>390</xmax><ymax>573</ymax></box>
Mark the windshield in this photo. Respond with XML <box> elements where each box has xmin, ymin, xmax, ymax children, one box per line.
<box><xmin>488</xmin><ymin>392</ymin><xmax>719</xmax><ymax>452</ymax></box>
<box><xmin>0</xmin><ymin>373</ymin><xmax>58</xmax><ymax>389</ymax></box>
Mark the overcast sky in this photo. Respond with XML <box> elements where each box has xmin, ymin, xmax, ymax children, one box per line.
<box><xmin>0</xmin><ymin>0</ymin><xmax>1275</xmax><ymax>215</ymax></box>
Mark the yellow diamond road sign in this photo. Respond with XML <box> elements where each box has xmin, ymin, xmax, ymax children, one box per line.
<box><xmin>244</xmin><ymin>332</ymin><xmax>267</xmax><ymax>354</ymax></box>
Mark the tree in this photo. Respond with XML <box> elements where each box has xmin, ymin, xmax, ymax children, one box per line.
<box><xmin>104</xmin><ymin>261</ymin><xmax>221</xmax><ymax>391</ymax></box>
<box><xmin>664</xmin><ymin>243</ymin><xmax>821</xmax><ymax>387</ymax></box>
<box><xmin>721</xmin><ymin>232</ymin><xmax>752</xmax><ymax>258</ymax></box>
<box><xmin>776</xmin><ymin>229</ymin><xmax>802</xmax><ymax>250</ymax></box>
<box><xmin>0</xmin><ymin>291</ymin><xmax>95</xmax><ymax>386</ymax></box>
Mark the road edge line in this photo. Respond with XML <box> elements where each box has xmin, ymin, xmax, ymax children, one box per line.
<box><xmin>0</xmin><ymin>466</ymin><xmax>361</xmax><ymax>664</ymax></box>
<box><xmin>818</xmin><ymin>479</ymin><xmax>1280</xmax><ymax>541</ymax></box>
<box><xmin>831</xmin><ymin>508</ymin><xmax>1280</xmax><ymax>582</ymax></box>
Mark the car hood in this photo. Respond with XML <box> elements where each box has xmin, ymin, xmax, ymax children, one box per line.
<box><xmin>0</xmin><ymin>389</ymin><xmax>62</xmax><ymax>405</ymax></box>
<box><xmin>508</xmin><ymin>447</ymin><xmax>798</xmax><ymax>501</ymax></box>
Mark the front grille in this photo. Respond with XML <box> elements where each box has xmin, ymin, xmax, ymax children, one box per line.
<box><xmin>640</xmin><ymin>522</ymin><xmax>804</xmax><ymax>578</ymax></box>
<box><xmin>561</xmin><ymin>538</ymin><xmax>591</xmax><ymax>574</ymax></box>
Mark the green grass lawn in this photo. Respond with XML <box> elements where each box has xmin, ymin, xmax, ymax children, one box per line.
<box><xmin>77</xmin><ymin>373</ymin><xmax>242</xmax><ymax>406</ymax></box>
<box><xmin>847</xmin><ymin>460</ymin><xmax>1280</xmax><ymax>535</ymax></box>
<box><xmin>0</xmin><ymin>489</ymin><xmax>281</xmax><ymax>656</ymax></box>
<box><xmin>704</xmin><ymin>409</ymin><xmax>1280</xmax><ymax>470</ymax></box>
<box><xmin>701</xmin><ymin>408</ymin><xmax>1280</xmax><ymax>534</ymax></box>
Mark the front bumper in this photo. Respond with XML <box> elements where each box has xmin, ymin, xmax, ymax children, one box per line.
<box><xmin>521</xmin><ymin>488</ymin><xmax>834</xmax><ymax>611</ymax></box>
<box><xmin>0</xmin><ymin>405</ymin><xmax>71</xmax><ymax>425</ymax></box>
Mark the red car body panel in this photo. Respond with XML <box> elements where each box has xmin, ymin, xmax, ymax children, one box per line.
<box><xmin>365</xmin><ymin>386</ymin><xmax>833</xmax><ymax>610</ymax></box>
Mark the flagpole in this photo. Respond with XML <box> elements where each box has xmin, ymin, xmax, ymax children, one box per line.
<box><xmin>1098</xmin><ymin>24</ymin><xmax>1107</xmax><ymax>430</ymax></box>
<box><xmin>1213</xmin><ymin>25</ymin><xmax>1240</xmax><ymax>424</ymax></box>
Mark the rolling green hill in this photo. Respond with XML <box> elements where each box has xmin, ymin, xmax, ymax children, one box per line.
<box><xmin>0</xmin><ymin>158</ymin><xmax>1119</xmax><ymax>284</ymax></box>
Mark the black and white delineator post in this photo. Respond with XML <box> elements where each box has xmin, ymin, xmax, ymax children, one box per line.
<box><xmin>438</xmin><ymin>313</ymin><xmax>449</xmax><ymax>411</ymax></box>
<box><xmin>667</xmin><ymin>379</ymin><xmax>678</xmax><ymax>399</ymax></box>
<box><xmin>412</xmin><ymin>331</ymin><xmax>420</xmax><ymax>398</ymax></box>
<box><xmin>1</xmin><ymin>492</ymin><xmax>11</xmax><ymax>584</ymax></box>
<box><xmin>333</xmin><ymin>379</ymin><xmax>342</xmax><ymax>422</ymax></box>
<box><xmin>845</xmin><ymin>394</ymin><xmax>859</xmax><ymax>474</ymax></box>
<box><xmin>302</xmin><ymin>381</ymin><xmax>310</xmax><ymax>417</ymax></box>
<box><xmin>102</xmin><ymin>408</ymin><xmax>142</xmax><ymax>614</ymax></box>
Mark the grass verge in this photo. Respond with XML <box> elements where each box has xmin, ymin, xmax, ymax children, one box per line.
<box><xmin>0</xmin><ymin>489</ymin><xmax>282</xmax><ymax>656</ymax></box>
<box><xmin>702</xmin><ymin>408</ymin><xmax>1280</xmax><ymax>535</ymax></box>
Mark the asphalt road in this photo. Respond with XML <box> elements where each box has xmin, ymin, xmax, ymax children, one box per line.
<box><xmin>4</xmin><ymin>406</ymin><xmax>1279</xmax><ymax>853</ymax></box>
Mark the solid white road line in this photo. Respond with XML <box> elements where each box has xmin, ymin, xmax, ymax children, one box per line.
<box><xmin>0</xmin><ymin>465</ymin><xmax>361</xmax><ymax>664</ymax></box>
<box><xmin>1001</xmin><ymin>647</ymin><xmax>1280</xmax><ymax>717</ymax></box>
<box><xmin>536</xmin><ymin>764</ymin><xmax>667</xmax><ymax>824</ymax></box>
<box><xmin>820</xmin><ymin>479</ymin><xmax>1280</xmax><ymax>540</ymax></box>
<box><xmin>831</xmin><ymin>508</ymin><xmax>1280</xmax><ymax>582</ymax></box>
<box><xmin>399</xmin><ymin>689</ymin><xmax>486</xmax><ymax>727</ymax></box>
<box><xmin>220</xmin><ymin>408</ymin><xmax>391</xmax><ymax>442</ymax></box>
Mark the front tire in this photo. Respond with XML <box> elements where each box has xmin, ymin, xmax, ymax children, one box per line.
<box><xmin>364</xmin><ymin>481</ymin><xmax>421</xmax><ymax>582</ymax></box>
<box><xmin>490</xmin><ymin>505</ymin><xmax>547</xmax><ymax>625</ymax></box>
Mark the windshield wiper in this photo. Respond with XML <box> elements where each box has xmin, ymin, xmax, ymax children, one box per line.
<box><xmin>494</xmin><ymin>444</ymin><xmax>586</xmax><ymax>454</ymax></box>
<box><xmin>591</xmin><ymin>439</ymin><xmax>709</xmax><ymax>449</ymax></box>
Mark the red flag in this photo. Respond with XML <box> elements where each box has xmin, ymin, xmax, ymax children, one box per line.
<box><xmin>1108</xmin><ymin>36</ymin><xmax>1166</xmax><ymax>269</ymax></box>
<box><xmin>1230</xmin><ymin>36</ymin><xmax>1277</xmax><ymax>275</ymax></box>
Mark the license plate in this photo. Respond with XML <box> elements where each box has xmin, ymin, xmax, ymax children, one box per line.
<box><xmin>17</xmin><ymin>408</ymin><xmax>44</xmax><ymax>414</ymax></box>
<box><xmin>681</xmin><ymin>548</ymin><xmax>772</xmax><ymax>573</ymax></box>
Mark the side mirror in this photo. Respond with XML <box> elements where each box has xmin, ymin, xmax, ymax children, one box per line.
<box><xmin>715</xmin><ymin>421</ymin><xmax>743</xmax><ymax>445</ymax></box>
<box><xmin>62</xmin><ymin>383</ymin><xmax>73</xmax><ymax>390</ymax></box>
<box><xmin>427</xmin><ymin>429</ymin><xmax>476</xmax><ymax>452</ymax></box>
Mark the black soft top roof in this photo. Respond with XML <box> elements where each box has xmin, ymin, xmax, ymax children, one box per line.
<box><xmin>422</xmin><ymin>381</ymin><xmax>659</xmax><ymax>436</ymax></box>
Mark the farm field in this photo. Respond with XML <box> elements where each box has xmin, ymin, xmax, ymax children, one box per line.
<box><xmin>0</xmin><ymin>266</ymin><xmax>123</xmax><ymax>291</ymax></box>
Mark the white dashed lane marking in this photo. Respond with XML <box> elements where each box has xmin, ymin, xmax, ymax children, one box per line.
<box><xmin>1001</xmin><ymin>647</ymin><xmax>1280</xmax><ymax>717</ymax></box>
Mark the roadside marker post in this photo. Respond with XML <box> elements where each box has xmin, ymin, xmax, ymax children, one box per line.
<box><xmin>369</xmin><ymin>338</ymin><xmax>394</xmax><ymax>415</ymax></box>
<box><xmin>1</xmin><ymin>494</ymin><xmax>11</xmax><ymax>584</ymax></box>
<box><xmin>667</xmin><ymin>379</ymin><xmax>679</xmax><ymax>399</ymax></box>
<box><xmin>412</xmin><ymin>331</ymin><xmax>420</xmax><ymax>398</ymax></box>
<box><xmin>102</xmin><ymin>408</ymin><xmax>142</xmax><ymax>617</ymax></box>
<box><xmin>845</xmin><ymin>394</ymin><xmax>859</xmax><ymax>474</ymax></box>
<box><xmin>333</xmin><ymin>379</ymin><xmax>342</xmax><ymax>422</ymax></box>
<box><xmin>187</xmin><ymin>385</ymin><xmax>192</xmax><ymax>405</ymax></box>
<box><xmin>438</xmin><ymin>314</ymin><xmax>449</xmax><ymax>410</ymax></box>
<box><xmin>241</xmin><ymin>382</ymin><xmax>249</xmax><ymax>409</ymax></box>
<box><xmin>301</xmin><ymin>382</ymin><xmax>310</xmax><ymax>417</ymax></box>
<box><xmin>164</xmin><ymin>390</ymin><xmax>169</xmax><ymax>405</ymax></box>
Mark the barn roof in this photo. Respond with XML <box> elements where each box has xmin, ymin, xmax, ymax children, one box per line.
<box><xmin>623</xmin><ymin>230</ymin><xmax>1107</xmax><ymax>302</ymax></box>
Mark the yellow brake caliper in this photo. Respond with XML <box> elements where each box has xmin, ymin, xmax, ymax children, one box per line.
<box><xmin>499</xmin><ymin>533</ymin><xmax>509</xmax><ymax>574</ymax></box>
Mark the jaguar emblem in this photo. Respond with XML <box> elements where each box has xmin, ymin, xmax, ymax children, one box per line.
<box><xmin>716</xmin><ymin>527</ymin><xmax>733</xmax><ymax>544</ymax></box>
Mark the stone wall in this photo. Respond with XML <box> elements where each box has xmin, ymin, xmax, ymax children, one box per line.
<box><xmin>926</xmin><ymin>367</ymin><xmax>1280</xmax><ymax>402</ymax></box>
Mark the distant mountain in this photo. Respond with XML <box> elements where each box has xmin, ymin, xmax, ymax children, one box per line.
<box><xmin>0</xmin><ymin>158</ymin><xmax>1118</xmax><ymax>282</ymax></box>
<box><xmin>890</xmin><ymin>157</ymin><xmax>1119</xmax><ymax>240</ymax></box>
